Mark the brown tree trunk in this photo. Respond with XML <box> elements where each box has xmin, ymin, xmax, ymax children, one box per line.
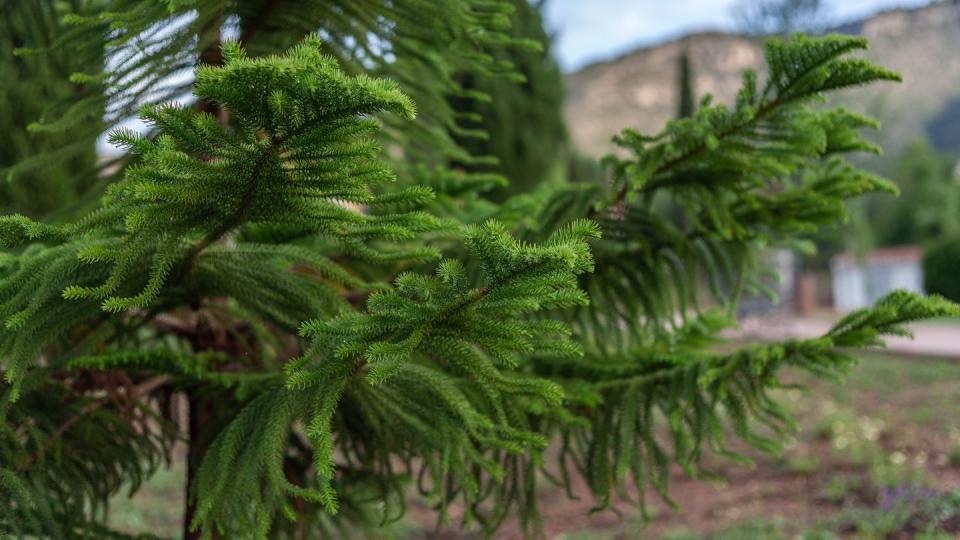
<box><xmin>184</xmin><ymin>390</ymin><xmax>214</xmax><ymax>540</ymax></box>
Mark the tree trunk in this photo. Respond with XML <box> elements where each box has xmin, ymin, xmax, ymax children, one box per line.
<box><xmin>184</xmin><ymin>386</ymin><xmax>232</xmax><ymax>540</ymax></box>
<box><xmin>184</xmin><ymin>390</ymin><xmax>210</xmax><ymax>540</ymax></box>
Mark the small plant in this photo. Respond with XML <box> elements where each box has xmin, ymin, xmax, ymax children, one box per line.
<box><xmin>839</xmin><ymin>487</ymin><xmax>960</xmax><ymax>538</ymax></box>
<box><xmin>821</xmin><ymin>474</ymin><xmax>865</xmax><ymax>504</ymax></box>
<box><xmin>786</xmin><ymin>454</ymin><xmax>821</xmax><ymax>474</ymax></box>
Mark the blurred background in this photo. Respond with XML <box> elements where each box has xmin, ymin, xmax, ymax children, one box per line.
<box><xmin>4</xmin><ymin>0</ymin><xmax>960</xmax><ymax>538</ymax></box>
<box><xmin>546</xmin><ymin>2</ymin><xmax>960</xmax><ymax>538</ymax></box>
<box><xmin>536</xmin><ymin>3</ymin><xmax>960</xmax><ymax>536</ymax></box>
<box><xmin>556</xmin><ymin>0</ymin><xmax>960</xmax><ymax>322</ymax></box>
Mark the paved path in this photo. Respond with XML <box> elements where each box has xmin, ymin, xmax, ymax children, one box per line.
<box><xmin>733</xmin><ymin>315</ymin><xmax>960</xmax><ymax>358</ymax></box>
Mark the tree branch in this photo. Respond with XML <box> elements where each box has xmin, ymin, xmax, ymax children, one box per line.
<box><xmin>18</xmin><ymin>374</ymin><xmax>171</xmax><ymax>470</ymax></box>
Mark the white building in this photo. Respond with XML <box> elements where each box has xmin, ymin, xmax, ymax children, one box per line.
<box><xmin>831</xmin><ymin>246</ymin><xmax>924</xmax><ymax>311</ymax></box>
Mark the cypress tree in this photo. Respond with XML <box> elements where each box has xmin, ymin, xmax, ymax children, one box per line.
<box><xmin>677</xmin><ymin>50</ymin><xmax>696</xmax><ymax>119</ymax></box>
<box><xmin>1</xmin><ymin>5</ymin><xmax>957</xmax><ymax>538</ymax></box>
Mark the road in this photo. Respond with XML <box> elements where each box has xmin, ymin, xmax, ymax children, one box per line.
<box><xmin>734</xmin><ymin>315</ymin><xmax>959</xmax><ymax>358</ymax></box>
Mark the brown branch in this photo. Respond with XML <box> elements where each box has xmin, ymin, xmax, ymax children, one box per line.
<box><xmin>238</xmin><ymin>0</ymin><xmax>282</xmax><ymax>46</ymax></box>
<box><xmin>181</xmin><ymin>134</ymin><xmax>282</xmax><ymax>277</ymax></box>
<box><xmin>18</xmin><ymin>374</ymin><xmax>171</xmax><ymax>470</ymax></box>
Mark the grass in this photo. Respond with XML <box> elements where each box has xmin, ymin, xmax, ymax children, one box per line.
<box><xmin>661</xmin><ymin>521</ymin><xmax>840</xmax><ymax>540</ymax></box>
<box><xmin>820</xmin><ymin>473</ymin><xmax>863</xmax><ymax>504</ymax></box>
<box><xmin>108</xmin><ymin>460</ymin><xmax>184</xmax><ymax>537</ymax></box>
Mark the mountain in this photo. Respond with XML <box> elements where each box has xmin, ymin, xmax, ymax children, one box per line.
<box><xmin>565</xmin><ymin>2</ymin><xmax>960</xmax><ymax>166</ymax></box>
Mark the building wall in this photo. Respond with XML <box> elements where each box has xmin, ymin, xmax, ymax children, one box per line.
<box><xmin>832</xmin><ymin>264</ymin><xmax>869</xmax><ymax>311</ymax></box>
<box><xmin>868</xmin><ymin>261</ymin><xmax>924</xmax><ymax>304</ymax></box>
<box><xmin>831</xmin><ymin>259</ymin><xmax>924</xmax><ymax>311</ymax></box>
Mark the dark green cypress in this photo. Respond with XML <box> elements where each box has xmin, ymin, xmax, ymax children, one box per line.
<box><xmin>924</xmin><ymin>235</ymin><xmax>960</xmax><ymax>302</ymax></box>
<box><xmin>677</xmin><ymin>50</ymin><xmax>696</xmax><ymax>119</ymax></box>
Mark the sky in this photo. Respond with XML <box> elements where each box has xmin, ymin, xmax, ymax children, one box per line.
<box><xmin>544</xmin><ymin>0</ymin><xmax>933</xmax><ymax>72</ymax></box>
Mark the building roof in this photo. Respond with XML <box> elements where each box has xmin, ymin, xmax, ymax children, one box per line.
<box><xmin>831</xmin><ymin>245</ymin><xmax>923</xmax><ymax>267</ymax></box>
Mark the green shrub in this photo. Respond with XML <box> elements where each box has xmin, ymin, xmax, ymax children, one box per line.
<box><xmin>924</xmin><ymin>235</ymin><xmax>960</xmax><ymax>302</ymax></box>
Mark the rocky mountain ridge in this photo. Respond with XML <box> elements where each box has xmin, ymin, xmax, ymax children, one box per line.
<box><xmin>565</xmin><ymin>2</ymin><xmax>960</xmax><ymax>164</ymax></box>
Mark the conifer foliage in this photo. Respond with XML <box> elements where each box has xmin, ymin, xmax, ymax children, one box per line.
<box><xmin>451</xmin><ymin>0</ymin><xmax>568</xmax><ymax>199</ymax></box>
<box><xmin>1</xmin><ymin>3</ymin><xmax>958</xmax><ymax>539</ymax></box>
<box><xmin>0</xmin><ymin>0</ymin><xmax>103</xmax><ymax>216</ymax></box>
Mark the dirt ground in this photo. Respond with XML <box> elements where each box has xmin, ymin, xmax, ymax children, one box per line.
<box><xmin>409</xmin><ymin>353</ymin><xmax>960</xmax><ymax>539</ymax></box>
<box><xmin>110</xmin><ymin>352</ymin><xmax>960</xmax><ymax>539</ymax></box>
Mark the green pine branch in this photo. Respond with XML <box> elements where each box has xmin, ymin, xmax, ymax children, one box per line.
<box><xmin>187</xmin><ymin>219</ymin><xmax>599</xmax><ymax>535</ymax></box>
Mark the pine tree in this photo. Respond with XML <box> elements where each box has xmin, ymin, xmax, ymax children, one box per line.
<box><xmin>1</xmin><ymin>4</ymin><xmax>957</xmax><ymax>538</ymax></box>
